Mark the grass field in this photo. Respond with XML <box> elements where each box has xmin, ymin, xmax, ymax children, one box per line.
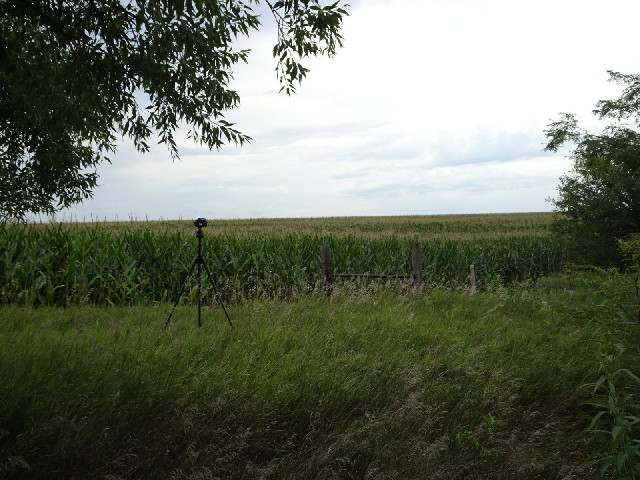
<box><xmin>0</xmin><ymin>281</ymin><xmax>624</xmax><ymax>479</ymax></box>
<box><xmin>1</xmin><ymin>213</ymin><xmax>638</xmax><ymax>478</ymax></box>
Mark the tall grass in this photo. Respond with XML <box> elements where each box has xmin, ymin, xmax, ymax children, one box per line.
<box><xmin>0</xmin><ymin>286</ymin><xmax>604</xmax><ymax>479</ymax></box>
<box><xmin>0</xmin><ymin>222</ymin><xmax>567</xmax><ymax>306</ymax></box>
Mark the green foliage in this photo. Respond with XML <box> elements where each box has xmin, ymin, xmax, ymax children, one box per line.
<box><xmin>269</xmin><ymin>0</ymin><xmax>348</xmax><ymax>94</ymax></box>
<box><xmin>0</xmin><ymin>288</ymin><xmax>601</xmax><ymax>478</ymax></box>
<box><xmin>0</xmin><ymin>220</ymin><xmax>568</xmax><ymax>306</ymax></box>
<box><xmin>584</xmin><ymin>344</ymin><xmax>640</xmax><ymax>479</ymax></box>
<box><xmin>564</xmin><ymin>251</ymin><xmax>640</xmax><ymax>325</ymax></box>
<box><xmin>0</xmin><ymin>0</ymin><xmax>348</xmax><ymax>220</ymax></box>
<box><xmin>619</xmin><ymin>234</ymin><xmax>640</xmax><ymax>274</ymax></box>
<box><xmin>544</xmin><ymin>71</ymin><xmax>640</xmax><ymax>266</ymax></box>
<box><xmin>565</xmin><ymin>265</ymin><xmax>640</xmax><ymax>478</ymax></box>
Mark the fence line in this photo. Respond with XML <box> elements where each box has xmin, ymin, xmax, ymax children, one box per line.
<box><xmin>320</xmin><ymin>245</ymin><xmax>422</xmax><ymax>296</ymax></box>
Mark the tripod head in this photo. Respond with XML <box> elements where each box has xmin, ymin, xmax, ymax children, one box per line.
<box><xmin>194</xmin><ymin>218</ymin><xmax>207</xmax><ymax>238</ymax></box>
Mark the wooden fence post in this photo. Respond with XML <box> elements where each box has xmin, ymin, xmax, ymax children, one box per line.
<box><xmin>411</xmin><ymin>249</ymin><xmax>422</xmax><ymax>288</ymax></box>
<box><xmin>470</xmin><ymin>264</ymin><xmax>477</xmax><ymax>294</ymax></box>
<box><xmin>320</xmin><ymin>245</ymin><xmax>333</xmax><ymax>297</ymax></box>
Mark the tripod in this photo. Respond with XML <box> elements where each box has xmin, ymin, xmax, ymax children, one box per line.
<box><xmin>164</xmin><ymin>218</ymin><xmax>233</xmax><ymax>330</ymax></box>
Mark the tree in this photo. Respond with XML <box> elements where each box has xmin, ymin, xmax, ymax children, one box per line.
<box><xmin>544</xmin><ymin>71</ymin><xmax>640</xmax><ymax>266</ymax></box>
<box><xmin>0</xmin><ymin>0</ymin><xmax>348</xmax><ymax>220</ymax></box>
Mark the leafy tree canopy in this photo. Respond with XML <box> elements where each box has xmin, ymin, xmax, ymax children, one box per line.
<box><xmin>0</xmin><ymin>0</ymin><xmax>348</xmax><ymax>220</ymax></box>
<box><xmin>545</xmin><ymin>71</ymin><xmax>640</xmax><ymax>266</ymax></box>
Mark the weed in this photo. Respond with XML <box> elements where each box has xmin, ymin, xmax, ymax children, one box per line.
<box><xmin>583</xmin><ymin>343</ymin><xmax>640</xmax><ymax>479</ymax></box>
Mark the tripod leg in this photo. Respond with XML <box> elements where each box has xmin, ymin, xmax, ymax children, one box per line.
<box><xmin>164</xmin><ymin>257</ymin><xmax>198</xmax><ymax>330</ymax></box>
<box><xmin>197</xmin><ymin>259</ymin><xmax>202</xmax><ymax>328</ymax></box>
<box><xmin>201</xmin><ymin>259</ymin><xmax>234</xmax><ymax>328</ymax></box>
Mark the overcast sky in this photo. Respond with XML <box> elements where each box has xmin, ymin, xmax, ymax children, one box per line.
<box><xmin>59</xmin><ymin>0</ymin><xmax>640</xmax><ymax>221</ymax></box>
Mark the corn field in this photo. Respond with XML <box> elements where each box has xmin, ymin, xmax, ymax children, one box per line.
<box><xmin>0</xmin><ymin>221</ymin><xmax>568</xmax><ymax>306</ymax></box>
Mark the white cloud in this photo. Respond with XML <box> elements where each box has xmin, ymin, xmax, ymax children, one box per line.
<box><xmin>61</xmin><ymin>0</ymin><xmax>640</xmax><ymax>221</ymax></box>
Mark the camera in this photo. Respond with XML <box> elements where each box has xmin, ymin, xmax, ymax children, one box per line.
<box><xmin>194</xmin><ymin>218</ymin><xmax>208</xmax><ymax>228</ymax></box>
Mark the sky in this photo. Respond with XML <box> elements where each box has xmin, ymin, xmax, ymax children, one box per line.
<box><xmin>58</xmin><ymin>0</ymin><xmax>640</xmax><ymax>221</ymax></box>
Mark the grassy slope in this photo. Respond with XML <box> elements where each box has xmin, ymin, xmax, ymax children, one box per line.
<box><xmin>0</xmin><ymin>282</ymin><xmax>607</xmax><ymax>479</ymax></box>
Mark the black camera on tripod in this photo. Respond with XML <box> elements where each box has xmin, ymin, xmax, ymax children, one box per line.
<box><xmin>164</xmin><ymin>216</ymin><xmax>233</xmax><ymax>330</ymax></box>
<box><xmin>194</xmin><ymin>218</ymin><xmax>208</xmax><ymax>228</ymax></box>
